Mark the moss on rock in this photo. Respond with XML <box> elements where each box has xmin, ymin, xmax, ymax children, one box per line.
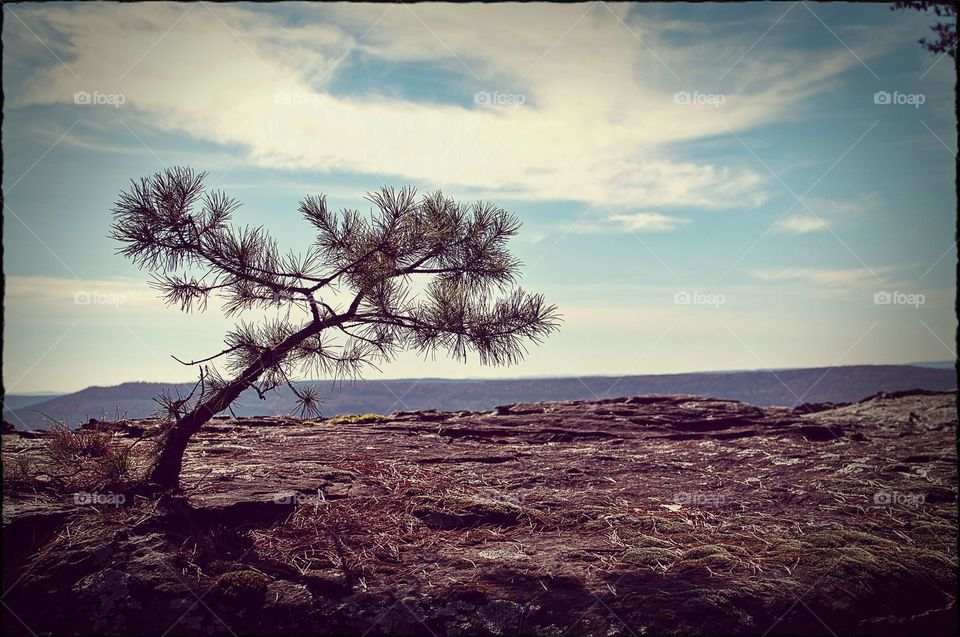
<box><xmin>325</xmin><ymin>414</ymin><xmax>383</xmax><ymax>426</ymax></box>
<box><xmin>213</xmin><ymin>570</ymin><xmax>270</xmax><ymax>606</ymax></box>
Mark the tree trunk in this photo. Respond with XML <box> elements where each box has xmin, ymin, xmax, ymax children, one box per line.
<box><xmin>147</xmin><ymin>380</ymin><xmax>249</xmax><ymax>490</ymax></box>
<box><xmin>147</xmin><ymin>313</ymin><xmax>350</xmax><ymax>491</ymax></box>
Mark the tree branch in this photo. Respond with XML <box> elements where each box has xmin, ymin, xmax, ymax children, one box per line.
<box><xmin>171</xmin><ymin>345</ymin><xmax>243</xmax><ymax>366</ymax></box>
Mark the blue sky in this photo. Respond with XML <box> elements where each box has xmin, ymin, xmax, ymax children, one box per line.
<box><xmin>3</xmin><ymin>2</ymin><xmax>956</xmax><ymax>393</ymax></box>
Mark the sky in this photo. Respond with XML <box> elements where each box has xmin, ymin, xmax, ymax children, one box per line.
<box><xmin>2</xmin><ymin>2</ymin><xmax>956</xmax><ymax>394</ymax></box>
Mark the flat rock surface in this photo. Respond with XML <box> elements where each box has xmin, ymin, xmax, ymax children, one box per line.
<box><xmin>2</xmin><ymin>391</ymin><xmax>957</xmax><ymax>636</ymax></box>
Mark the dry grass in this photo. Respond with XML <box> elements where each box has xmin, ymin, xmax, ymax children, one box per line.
<box><xmin>3</xmin><ymin>423</ymin><xmax>153</xmax><ymax>494</ymax></box>
<box><xmin>240</xmin><ymin>454</ymin><xmax>955</xmax><ymax>615</ymax></box>
<box><xmin>47</xmin><ymin>425</ymin><xmax>112</xmax><ymax>463</ymax></box>
<box><xmin>2</xmin><ymin>452</ymin><xmax>37</xmax><ymax>490</ymax></box>
<box><xmin>248</xmin><ymin>459</ymin><xmax>555</xmax><ymax>588</ymax></box>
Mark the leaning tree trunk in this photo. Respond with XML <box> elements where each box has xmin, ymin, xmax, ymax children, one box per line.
<box><xmin>147</xmin><ymin>378</ymin><xmax>251</xmax><ymax>490</ymax></box>
<box><xmin>147</xmin><ymin>317</ymin><xmax>341</xmax><ymax>490</ymax></box>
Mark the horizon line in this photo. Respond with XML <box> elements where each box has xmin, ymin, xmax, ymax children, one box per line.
<box><xmin>6</xmin><ymin>360</ymin><xmax>954</xmax><ymax>396</ymax></box>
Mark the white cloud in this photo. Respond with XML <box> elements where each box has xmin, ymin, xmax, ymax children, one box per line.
<box><xmin>774</xmin><ymin>193</ymin><xmax>880</xmax><ymax>234</ymax></box>
<box><xmin>748</xmin><ymin>266</ymin><xmax>895</xmax><ymax>287</ymax></box>
<box><xmin>9</xmin><ymin>3</ymin><xmax>889</xmax><ymax>209</ymax></box>
<box><xmin>775</xmin><ymin>216</ymin><xmax>829</xmax><ymax>234</ymax></box>
<box><xmin>569</xmin><ymin>212</ymin><xmax>691</xmax><ymax>234</ymax></box>
<box><xmin>609</xmin><ymin>212</ymin><xmax>692</xmax><ymax>232</ymax></box>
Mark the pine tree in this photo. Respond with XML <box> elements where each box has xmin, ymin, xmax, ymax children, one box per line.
<box><xmin>110</xmin><ymin>167</ymin><xmax>560</xmax><ymax>490</ymax></box>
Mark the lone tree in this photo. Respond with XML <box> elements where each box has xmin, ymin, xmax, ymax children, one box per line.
<box><xmin>111</xmin><ymin>167</ymin><xmax>559</xmax><ymax>491</ymax></box>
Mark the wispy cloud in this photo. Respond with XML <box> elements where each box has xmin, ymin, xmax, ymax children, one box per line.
<box><xmin>775</xmin><ymin>215</ymin><xmax>829</xmax><ymax>234</ymax></box>
<box><xmin>774</xmin><ymin>193</ymin><xmax>879</xmax><ymax>234</ymax></box>
<box><xmin>570</xmin><ymin>212</ymin><xmax>691</xmax><ymax>234</ymax></box>
<box><xmin>611</xmin><ymin>212</ymin><xmax>692</xmax><ymax>232</ymax></box>
<box><xmin>748</xmin><ymin>266</ymin><xmax>897</xmax><ymax>287</ymax></box>
<box><xmin>4</xmin><ymin>275</ymin><xmax>157</xmax><ymax>307</ymax></box>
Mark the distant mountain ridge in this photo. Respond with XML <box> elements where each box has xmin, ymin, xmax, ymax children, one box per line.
<box><xmin>2</xmin><ymin>393</ymin><xmax>67</xmax><ymax>413</ymax></box>
<box><xmin>4</xmin><ymin>364</ymin><xmax>955</xmax><ymax>429</ymax></box>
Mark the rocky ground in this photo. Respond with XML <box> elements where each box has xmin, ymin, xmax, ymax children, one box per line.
<box><xmin>2</xmin><ymin>390</ymin><xmax>957</xmax><ymax>636</ymax></box>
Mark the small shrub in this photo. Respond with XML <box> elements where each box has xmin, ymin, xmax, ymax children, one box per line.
<box><xmin>2</xmin><ymin>453</ymin><xmax>36</xmax><ymax>489</ymax></box>
<box><xmin>47</xmin><ymin>425</ymin><xmax>111</xmax><ymax>464</ymax></box>
<box><xmin>93</xmin><ymin>446</ymin><xmax>133</xmax><ymax>485</ymax></box>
